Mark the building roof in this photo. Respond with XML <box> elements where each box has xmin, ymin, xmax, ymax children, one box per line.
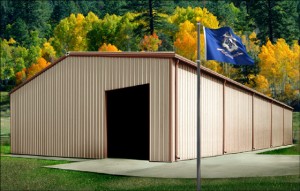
<box><xmin>10</xmin><ymin>51</ymin><xmax>293</xmax><ymax>110</ymax></box>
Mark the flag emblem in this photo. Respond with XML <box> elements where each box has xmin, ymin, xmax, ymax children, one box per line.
<box><xmin>204</xmin><ymin>27</ymin><xmax>254</xmax><ymax>65</ymax></box>
<box><xmin>222</xmin><ymin>32</ymin><xmax>238</xmax><ymax>52</ymax></box>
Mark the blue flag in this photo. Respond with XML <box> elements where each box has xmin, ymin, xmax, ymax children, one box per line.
<box><xmin>204</xmin><ymin>27</ymin><xmax>254</xmax><ymax>65</ymax></box>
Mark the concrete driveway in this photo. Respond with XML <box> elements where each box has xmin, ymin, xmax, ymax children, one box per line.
<box><xmin>44</xmin><ymin>145</ymin><xmax>300</xmax><ymax>178</ymax></box>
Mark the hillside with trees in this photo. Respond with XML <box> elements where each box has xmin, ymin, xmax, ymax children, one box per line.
<box><xmin>0</xmin><ymin>0</ymin><xmax>299</xmax><ymax>107</ymax></box>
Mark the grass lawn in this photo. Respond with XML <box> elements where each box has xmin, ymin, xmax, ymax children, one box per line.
<box><xmin>259</xmin><ymin>144</ymin><xmax>300</xmax><ymax>155</ymax></box>
<box><xmin>0</xmin><ymin>145</ymin><xmax>10</xmax><ymax>154</ymax></box>
<box><xmin>1</xmin><ymin>156</ymin><xmax>299</xmax><ymax>191</ymax></box>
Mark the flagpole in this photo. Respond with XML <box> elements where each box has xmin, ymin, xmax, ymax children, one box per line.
<box><xmin>196</xmin><ymin>18</ymin><xmax>201</xmax><ymax>191</ymax></box>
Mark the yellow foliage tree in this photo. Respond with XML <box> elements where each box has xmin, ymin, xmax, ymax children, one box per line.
<box><xmin>139</xmin><ymin>32</ymin><xmax>162</xmax><ymax>51</ymax></box>
<box><xmin>174</xmin><ymin>20</ymin><xmax>197</xmax><ymax>60</ymax></box>
<box><xmin>246</xmin><ymin>74</ymin><xmax>271</xmax><ymax>96</ymax></box>
<box><xmin>172</xmin><ymin>8</ymin><xmax>225</xmax><ymax>74</ymax></box>
<box><xmin>98</xmin><ymin>43</ymin><xmax>120</xmax><ymax>52</ymax></box>
<box><xmin>41</xmin><ymin>41</ymin><xmax>56</xmax><ymax>62</ymax></box>
<box><xmin>257</xmin><ymin>39</ymin><xmax>299</xmax><ymax>103</ymax></box>
<box><xmin>52</xmin><ymin>12</ymin><xmax>100</xmax><ymax>56</ymax></box>
<box><xmin>241</xmin><ymin>32</ymin><xmax>260</xmax><ymax>60</ymax></box>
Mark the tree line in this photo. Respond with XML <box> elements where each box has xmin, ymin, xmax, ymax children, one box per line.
<box><xmin>0</xmin><ymin>0</ymin><xmax>299</xmax><ymax>106</ymax></box>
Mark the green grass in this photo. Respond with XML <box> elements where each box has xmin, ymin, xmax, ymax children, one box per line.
<box><xmin>259</xmin><ymin>144</ymin><xmax>300</xmax><ymax>155</ymax></box>
<box><xmin>0</xmin><ymin>145</ymin><xmax>10</xmax><ymax>154</ymax></box>
<box><xmin>1</xmin><ymin>156</ymin><xmax>299</xmax><ymax>191</ymax></box>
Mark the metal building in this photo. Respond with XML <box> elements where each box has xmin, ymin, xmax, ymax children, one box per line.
<box><xmin>10</xmin><ymin>52</ymin><xmax>293</xmax><ymax>162</ymax></box>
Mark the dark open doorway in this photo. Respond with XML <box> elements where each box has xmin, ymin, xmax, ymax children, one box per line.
<box><xmin>106</xmin><ymin>84</ymin><xmax>149</xmax><ymax>160</ymax></box>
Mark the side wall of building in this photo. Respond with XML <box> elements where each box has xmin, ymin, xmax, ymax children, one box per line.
<box><xmin>253</xmin><ymin>96</ymin><xmax>272</xmax><ymax>150</ymax></box>
<box><xmin>177</xmin><ymin>63</ymin><xmax>223</xmax><ymax>160</ymax></box>
<box><xmin>176</xmin><ymin>61</ymin><xmax>293</xmax><ymax>160</ymax></box>
<box><xmin>11</xmin><ymin>56</ymin><xmax>171</xmax><ymax>161</ymax></box>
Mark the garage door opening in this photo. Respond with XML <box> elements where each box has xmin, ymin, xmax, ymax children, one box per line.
<box><xmin>106</xmin><ymin>84</ymin><xmax>149</xmax><ymax>160</ymax></box>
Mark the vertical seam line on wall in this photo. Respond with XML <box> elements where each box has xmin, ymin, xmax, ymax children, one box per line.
<box><xmin>169</xmin><ymin>59</ymin><xmax>173</xmax><ymax>162</ymax></box>
<box><xmin>223</xmin><ymin>80</ymin><xmax>226</xmax><ymax>154</ymax></box>
<box><xmin>283</xmin><ymin>108</ymin><xmax>284</xmax><ymax>145</ymax></box>
<box><xmin>252</xmin><ymin>93</ymin><xmax>255</xmax><ymax>150</ymax></box>
<box><xmin>271</xmin><ymin>101</ymin><xmax>273</xmax><ymax>147</ymax></box>
<box><xmin>175</xmin><ymin>59</ymin><xmax>179</xmax><ymax>161</ymax></box>
<box><xmin>10</xmin><ymin>96</ymin><xmax>12</xmax><ymax>153</ymax></box>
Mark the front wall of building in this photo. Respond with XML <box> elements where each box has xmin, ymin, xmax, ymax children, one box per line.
<box><xmin>11</xmin><ymin>56</ymin><xmax>171</xmax><ymax>161</ymax></box>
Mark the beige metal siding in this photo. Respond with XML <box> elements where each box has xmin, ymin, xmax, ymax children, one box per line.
<box><xmin>271</xmin><ymin>104</ymin><xmax>284</xmax><ymax>147</ymax></box>
<box><xmin>284</xmin><ymin>109</ymin><xmax>293</xmax><ymax>145</ymax></box>
<box><xmin>201</xmin><ymin>73</ymin><xmax>223</xmax><ymax>157</ymax></box>
<box><xmin>224</xmin><ymin>84</ymin><xmax>252</xmax><ymax>154</ymax></box>
<box><xmin>177</xmin><ymin>64</ymin><xmax>223</xmax><ymax>160</ymax></box>
<box><xmin>177</xmin><ymin>63</ymin><xmax>197</xmax><ymax>160</ymax></box>
<box><xmin>253</xmin><ymin>96</ymin><xmax>272</xmax><ymax>150</ymax></box>
<box><xmin>11</xmin><ymin>56</ymin><xmax>170</xmax><ymax>161</ymax></box>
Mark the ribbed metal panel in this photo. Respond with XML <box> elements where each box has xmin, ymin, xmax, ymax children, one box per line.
<box><xmin>201</xmin><ymin>73</ymin><xmax>223</xmax><ymax>157</ymax></box>
<box><xmin>11</xmin><ymin>56</ymin><xmax>170</xmax><ymax>161</ymax></box>
<box><xmin>177</xmin><ymin>64</ymin><xmax>223</xmax><ymax>160</ymax></box>
<box><xmin>224</xmin><ymin>84</ymin><xmax>252</xmax><ymax>154</ymax></box>
<box><xmin>271</xmin><ymin>104</ymin><xmax>284</xmax><ymax>147</ymax></box>
<box><xmin>253</xmin><ymin>96</ymin><xmax>272</xmax><ymax>150</ymax></box>
<box><xmin>177</xmin><ymin>63</ymin><xmax>197</xmax><ymax>160</ymax></box>
<box><xmin>283</xmin><ymin>109</ymin><xmax>293</xmax><ymax>145</ymax></box>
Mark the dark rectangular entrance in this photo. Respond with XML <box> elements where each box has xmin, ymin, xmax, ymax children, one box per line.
<box><xmin>106</xmin><ymin>84</ymin><xmax>149</xmax><ymax>160</ymax></box>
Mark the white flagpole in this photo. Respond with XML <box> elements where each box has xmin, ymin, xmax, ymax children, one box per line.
<box><xmin>196</xmin><ymin>19</ymin><xmax>201</xmax><ymax>191</ymax></box>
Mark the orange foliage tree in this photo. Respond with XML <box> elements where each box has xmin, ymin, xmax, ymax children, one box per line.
<box><xmin>139</xmin><ymin>32</ymin><xmax>162</xmax><ymax>51</ymax></box>
<box><xmin>98</xmin><ymin>43</ymin><xmax>120</xmax><ymax>52</ymax></box>
<box><xmin>16</xmin><ymin>57</ymin><xmax>51</xmax><ymax>84</ymax></box>
<box><xmin>26</xmin><ymin>57</ymin><xmax>50</xmax><ymax>79</ymax></box>
<box><xmin>15</xmin><ymin>68</ymin><xmax>26</xmax><ymax>85</ymax></box>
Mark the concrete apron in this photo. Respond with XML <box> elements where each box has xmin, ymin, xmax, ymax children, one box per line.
<box><xmin>39</xmin><ymin>145</ymin><xmax>299</xmax><ymax>178</ymax></box>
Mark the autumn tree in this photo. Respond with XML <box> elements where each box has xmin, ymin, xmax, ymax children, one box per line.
<box><xmin>172</xmin><ymin>7</ymin><xmax>224</xmax><ymax>74</ymax></box>
<box><xmin>41</xmin><ymin>41</ymin><xmax>57</xmax><ymax>62</ymax></box>
<box><xmin>26</xmin><ymin>57</ymin><xmax>50</xmax><ymax>80</ymax></box>
<box><xmin>52</xmin><ymin>12</ymin><xmax>99</xmax><ymax>56</ymax></box>
<box><xmin>86</xmin><ymin>14</ymin><xmax>121</xmax><ymax>51</ymax></box>
<box><xmin>98</xmin><ymin>43</ymin><xmax>120</xmax><ymax>52</ymax></box>
<box><xmin>15</xmin><ymin>68</ymin><xmax>26</xmax><ymax>85</ymax></box>
<box><xmin>139</xmin><ymin>32</ymin><xmax>162</xmax><ymax>51</ymax></box>
<box><xmin>255</xmin><ymin>39</ymin><xmax>299</xmax><ymax>103</ymax></box>
<box><xmin>0</xmin><ymin>38</ymin><xmax>30</xmax><ymax>82</ymax></box>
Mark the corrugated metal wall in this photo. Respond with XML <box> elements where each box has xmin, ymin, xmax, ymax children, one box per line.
<box><xmin>11</xmin><ymin>56</ymin><xmax>170</xmax><ymax>161</ymax></box>
<box><xmin>271</xmin><ymin>104</ymin><xmax>284</xmax><ymax>147</ymax></box>
<box><xmin>201</xmin><ymin>73</ymin><xmax>223</xmax><ymax>157</ymax></box>
<box><xmin>177</xmin><ymin>63</ymin><xmax>197</xmax><ymax>160</ymax></box>
<box><xmin>253</xmin><ymin>96</ymin><xmax>272</xmax><ymax>150</ymax></box>
<box><xmin>177</xmin><ymin>63</ymin><xmax>223</xmax><ymax>160</ymax></box>
<box><xmin>224</xmin><ymin>84</ymin><xmax>252</xmax><ymax>154</ymax></box>
<box><xmin>10</xmin><ymin>53</ymin><xmax>294</xmax><ymax>161</ymax></box>
<box><xmin>284</xmin><ymin>109</ymin><xmax>293</xmax><ymax>145</ymax></box>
